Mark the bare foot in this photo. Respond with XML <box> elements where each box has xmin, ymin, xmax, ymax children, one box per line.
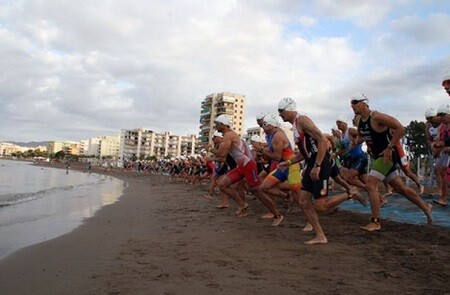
<box><xmin>304</xmin><ymin>236</ymin><xmax>328</xmax><ymax>245</ymax></box>
<box><xmin>433</xmin><ymin>198</ymin><xmax>447</xmax><ymax>207</ymax></box>
<box><xmin>302</xmin><ymin>222</ymin><xmax>313</xmax><ymax>232</ymax></box>
<box><xmin>361</xmin><ymin>222</ymin><xmax>381</xmax><ymax>232</ymax></box>
<box><xmin>261</xmin><ymin>212</ymin><xmax>275</xmax><ymax>219</ymax></box>
<box><xmin>202</xmin><ymin>194</ymin><xmax>213</xmax><ymax>200</ymax></box>
<box><xmin>235</xmin><ymin>203</ymin><xmax>248</xmax><ymax>216</ymax></box>
<box><xmin>235</xmin><ymin>211</ymin><xmax>249</xmax><ymax>218</ymax></box>
<box><xmin>271</xmin><ymin>214</ymin><xmax>284</xmax><ymax>227</ymax></box>
<box><xmin>215</xmin><ymin>204</ymin><xmax>229</xmax><ymax>209</ymax></box>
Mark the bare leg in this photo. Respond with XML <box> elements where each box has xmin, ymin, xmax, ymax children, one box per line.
<box><xmin>361</xmin><ymin>176</ymin><xmax>382</xmax><ymax>232</ymax></box>
<box><xmin>294</xmin><ymin>190</ymin><xmax>327</xmax><ymax>244</ymax></box>
<box><xmin>218</xmin><ymin>176</ymin><xmax>247</xmax><ymax>215</ymax></box>
<box><xmin>389</xmin><ymin>177</ymin><xmax>433</xmax><ymax>224</ymax></box>
<box><xmin>250</xmin><ymin>186</ymin><xmax>284</xmax><ymax>226</ymax></box>
<box><xmin>402</xmin><ymin>165</ymin><xmax>424</xmax><ymax>194</ymax></box>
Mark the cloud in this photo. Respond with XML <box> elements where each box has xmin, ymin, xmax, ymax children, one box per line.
<box><xmin>0</xmin><ymin>0</ymin><xmax>448</xmax><ymax>142</ymax></box>
<box><xmin>390</xmin><ymin>13</ymin><xmax>450</xmax><ymax>45</ymax></box>
<box><xmin>312</xmin><ymin>0</ymin><xmax>398</xmax><ymax>28</ymax></box>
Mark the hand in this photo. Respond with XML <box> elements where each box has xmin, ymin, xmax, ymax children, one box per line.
<box><xmin>252</xmin><ymin>142</ymin><xmax>261</xmax><ymax>150</ymax></box>
<box><xmin>310</xmin><ymin>166</ymin><xmax>320</xmax><ymax>181</ymax></box>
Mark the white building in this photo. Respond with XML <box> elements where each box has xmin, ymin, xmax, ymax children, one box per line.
<box><xmin>99</xmin><ymin>135</ymin><xmax>120</xmax><ymax>159</ymax></box>
<box><xmin>119</xmin><ymin>128</ymin><xmax>197</xmax><ymax>160</ymax></box>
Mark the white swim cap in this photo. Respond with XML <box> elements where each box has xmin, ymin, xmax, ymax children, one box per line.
<box><xmin>424</xmin><ymin>107</ymin><xmax>437</xmax><ymax>118</ymax></box>
<box><xmin>278</xmin><ymin>97</ymin><xmax>296</xmax><ymax>111</ymax></box>
<box><xmin>250</xmin><ymin>135</ymin><xmax>260</xmax><ymax>142</ymax></box>
<box><xmin>263</xmin><ymin>113</ymin><xmax>281</xmax><ymax>127</ymax></box>
<box><xmin>350</xmin><ymin>92</ymin><xmax>369</xmax><ymax>104</ymax></box>
<box><xmin>256</xmin><ymin>111</ymin><xmax>268</xmax><ymax>120</ymax></box>
<box><xmin>437</xmin><ymin>103</ymin><xmax>450</xmax><ymax>115</ymax></box>
<box><xmin>214</xmin><ymin>114</ymin><xmax>232</xmax><ymax>126</ymax></box>
<box><xmin>212</xmin><ymin>130</ymin><xmax>223</xmax><ymax>138</ymax></box>
<box><xmin>336</xmin><ymin>115</ymin><xmax>347</xmax><ymax>124</ymax></box>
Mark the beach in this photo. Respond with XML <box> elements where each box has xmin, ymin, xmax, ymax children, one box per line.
<box><xmin>0</xmin><ymin>164</ymin><xmax>448</xmax><ymax>295</ymax></box>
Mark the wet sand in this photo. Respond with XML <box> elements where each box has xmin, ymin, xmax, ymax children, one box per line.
<box><xmin>0</xmin><ymin>164</ymin><xmax>448</xmax><ymax>295</ymax></box>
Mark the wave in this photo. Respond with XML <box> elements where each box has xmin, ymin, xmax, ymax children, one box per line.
<box><xmin>0</xmin><ymin>179</ymin><xmax>105</xmax><ymax>207</ymax></box>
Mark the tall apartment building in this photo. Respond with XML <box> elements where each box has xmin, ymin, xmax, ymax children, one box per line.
<box><xmin>98</xmin><ymin>135</ymin><xmax>120</xmax><ymax>159</ymax></box>
<box><xmin>119</xmin><ymin>128</ymin><xmax>197</xmax><ymax>160</ymax></box>
<box><xmin>199</xmin><ymin>92</ymin><xmax>245</xmax><ymax>143</ymax></box>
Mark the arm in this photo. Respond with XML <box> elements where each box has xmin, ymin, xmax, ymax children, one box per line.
<box><xmin>373</xmin><ymin>111</ymin><xmax>405</xmax><ymax>146</ymax></box>
<box><xmin>262</xmin><ymin>132</ymin><xmax>284</xmax><ymax>161</ymax></box>
<box><xmin>301</xmin><ymin>116</ymin><xmax>328</xmax><ymax>166</ymax></box>
<box><xmin>301</xmin><ymin>116</ymin><xmax>327</xmax><ymax>181</ymax></box>
<box><xmin>209</xmin><ymin>132</ymin><xmax>233</xmax><ymax>158</ymax></box>
<box><xmin>373</xmin><ymin>111</ymin><xmax>404</xmax><ymax>163</ymax></box>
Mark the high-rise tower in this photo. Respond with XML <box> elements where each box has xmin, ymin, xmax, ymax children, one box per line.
<box><xmin>199</xmin><ymin>92</ymin><xmax>245</xmax><ymax>142</ymax></box>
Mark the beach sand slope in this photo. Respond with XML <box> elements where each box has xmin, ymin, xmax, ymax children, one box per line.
<box><xmin>0</xmin><ymin>172</ymin><xmax>448</xmax><ymax>295</ymax></box>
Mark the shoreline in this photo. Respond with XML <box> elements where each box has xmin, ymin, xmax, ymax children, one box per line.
<box><xmin>0</xmin><ymin>162</ymin><xmax>448</xmax><ymax>294</ymax></box>
<box><xmin>0</xmin><ymin>160</ymin><xmax>125</xmax><ymax>260</ymax></box>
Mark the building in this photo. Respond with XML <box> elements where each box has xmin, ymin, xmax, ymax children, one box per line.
<box><xmin>98</xmin><ymin>135</ymin><xmax>120</xmax><ymax>159</ymax></box>
<box><xmin>79</xmin><ymin>139</ymin><xmax>89</xmax><ymax>156</ymax></box>
<box><xmin>88</xmin><ymin>137</ymin><xmax>101</xmax><ymax>156</ymax></box>
<box><xmin>245</xmin><ymin>126</ymin><xmax>265</xmax><ymax>143</ymax></box>
<box><xmin>47</xmin><ymin>141</ymin><xmax>80</xmax><ymax>155</ymax></box>
<box><xmin>0</xmin><ymin>142</ymin><xmax>22</xmax><ymax>156</ymax></box>
<box><xmin>119</xmin><ymin>128</ymin><xmax>197</xmax><ymax>160</ymax></box>
<box><xmin>199</xmin><ymin>92</ymin><xmax>245</xmax><ymax>143</ymax></box>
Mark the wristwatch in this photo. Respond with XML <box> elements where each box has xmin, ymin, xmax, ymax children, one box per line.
<box><xmin>314</xmin><ymin>162</ymin><xmax>321</xmax><ymax>168</ymax></box>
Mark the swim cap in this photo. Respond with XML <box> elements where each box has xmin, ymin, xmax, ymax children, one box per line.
<box><xmin>278</xmin><ymin>97</ymin><xmax>296</xmax><ymax>111</ymax></box>
<box><xmin>424</xmin><ymin>107</ymin><xmax>437</xmax><ymax>118</ymax></box>
<box><xmin>336</xmin><ymin>115</ymin><xmax>347</xmax><ymax>124</ymax></box>
<box><xmin>437</xmin><ymin>103</ymin><xmax>450</xmax><ymax>115</ymax></box>
<box><xmin>212</xmin><ymin>130</ymin><xmax>223</xmax><ymax>138</ymax></box>
<box><xmin>214</xmin><ymin>114</ymin><xmax>232</xmax><ymax>126</ymax></box>
<box><xmin>250</xmin><ymin>135</ymin><xmax>261</xmax><ymax>142</ymax></box>
<box><xmin>350</xmin><ymin>92</ymin><xmax>369</xmax><ymax>104</ymax></box>
<box><xmin>263</xmin><ymin>113</ymin><xmax>281</xmax><ymax>127</ymax></box>
<box><xmin>256</xmin><ymin>112</ymin><xmax>268</xmax><ymax>120</ymax></box>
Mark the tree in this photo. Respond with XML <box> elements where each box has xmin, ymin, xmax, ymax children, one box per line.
<box><xmin>404</xmin><ymin>120</ymin><xmax>427</xmax><ymax>172</ymax></box>
<box><xmin>405</xmin><ymin>120</ymin><xmax>428</xmax><ymax>158</ymax></box>
<box><xmin>54</xmin><ymin>150</ymin><xmax>66</xmax><ymax>159</ymax></box>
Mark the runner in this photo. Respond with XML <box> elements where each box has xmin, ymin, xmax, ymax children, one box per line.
<box><xmin>277</xmin><ymin>97</ymin><xmax>329</xmax><ymax>244</ymax></box>
<box><xmin>351</xmin><ymin>92</ymin><xmax>432</xmax><ymax>231</ymax></box>
<box><xmin>431</xmin><ymin>103</ymin><xmax>450</xmax><ymax>206</ymax></box>
<box><xmin>258</xmin><ymin>113</ymin><xmax>298</xmax><ymax>218</ymax></box>
<box><xmin>335</xmin><ymin>115</ymin><xmax>368</xmax><ymax>191</ymax></box>
<box><xmin>206</xmin><ymin>115</ymin><xmax>284</xmax><ymax>226</ymax></box>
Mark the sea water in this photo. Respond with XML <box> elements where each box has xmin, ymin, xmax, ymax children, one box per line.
<box><xmin>339</xmin><ymin>192</ymin><xmax>449</xmax><ymax>228</ymax></box>
<box><xmin>0</xmin><ymin>159</ymin><xmax>124</xmax><ymax>260</ymax></box>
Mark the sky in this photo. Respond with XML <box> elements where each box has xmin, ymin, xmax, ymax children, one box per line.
<box><xmin>1</xmin><ymin>0</ymin><xmax>449</xmax><ymax>142</ymax></box>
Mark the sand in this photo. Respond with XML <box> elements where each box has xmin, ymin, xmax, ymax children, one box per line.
<box><xmin>0</xmin><ymin>164</ymin><xmax>448</xmax><ymax>295</ymax></box>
